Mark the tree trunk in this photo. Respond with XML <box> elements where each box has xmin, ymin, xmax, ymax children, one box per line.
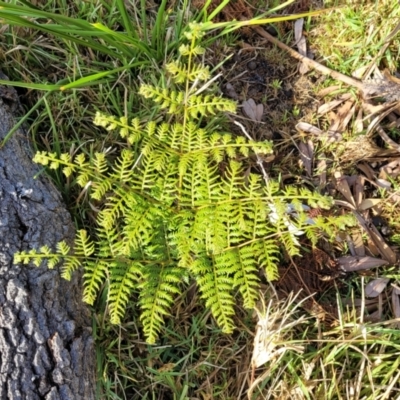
<box><xmin>0</xmin><ymin>78</ymin><xmax>96</xmax><ymax>399</ymax></box>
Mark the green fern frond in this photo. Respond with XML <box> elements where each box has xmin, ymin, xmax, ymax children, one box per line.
<box><xmin>60</xmin><ymin>257</ymin><xmax>82</xmax><ymax>280</ymax></box>
<box><xmin>233</xmin><ymin>246</ymin><xmax>260</xmax><ymax>308</ymax></box>
<box><xmin>139</xmin><ymin>264</ymin><xmax>184</xmax><ymax>344</ymax></box>
<box><xmin>33</xmin><ymin>151</ymin><xmax>58</xmax><ymax>167</ymax></box>
<box><xmin>139</xmin><ymin>85</ymin><xmax>182</xmax><ymax>114</ymax></box>
<box><xmin>97</xmin><ymin>191</ymin><xmax>128</xmax><ymax>231</ymax></box>
<box><xmin>108</xmin><ymin>261</ymin><xmax>142</xmax><ymax>324</ymax></box>
<box><xmin>154</xmin><ymin>123</ymin><xmax>170</xmax><ymax>144</ymax></box>
<box><xmin>126</xmin><ymin>118</ymin><xmax>143</xmax><ymax>144</ymax></box>
<box><xmin>16</xmin><ymin>21</ymin><xmax>356</xmax><ymax>344</ymax></box>
<box><xmin>93</xmin><ymin>153</ymin><xmax>108</xmax><ymax>174</ymax></box>
<box><xmin>258</xmin><ymin>240</ymin><xmax>280</xmax><ymax>281</ymax></box>
<box><xmin>74</xmin><ymin>230</ymin><xmax>95</xmax><ymax>257</ymax></box>
<box><xmin>166</xmin><ymin>61</ymin><xmax>187</xmax><ymax>83</ymax></box>
<box><xmin>187</xmin><ymin>94</ymin><xmax>236</xmax><ymax>119</ymax></box>
<box><xmin>76</xmin><ymin>171</ymin><xmax>91</xmax><ymax>187</ymax></box>
<box><xmin>34</xmin><ymin>151</ymin><xmax>78</xmax><ymax>177</ymax></box>
<box><xmin>83</xmin><ymin>259</ymin><xmax>108</xmax><ymax>305</ymax></box>
<box><xmin>189</xmin><ymin>63</ymin><xmax>209</xmax><ymax>81</ymax></box>
<box><xmin>198</xmin><ymin>205</ymin><xmax>228</xmax><ymax>253</ymax></box>
<box><xmin>222</xmin><ymin>160</ymin><xmax>246</xmax><ymax>200</ymax></box>
<box><xmin>166</xmin><ymin>60</ymin><xmax>210</xmax><ymax>83</ymax></box>
<box><xmin>91</xmin><ymin>181</ymin><xmax>113</xmax><ymax>201</ymax></box>
<box><xmin>192</xmin><ymin>256</ymin><xmax>235</xmax><ymax>333</ymax></box>
<box><xmin>184</xmin><ymin>22</ymin><xmax>205</xmax><ymax>41</ymax></box>
<box><xmin>111</xmin><ymin>149</ymin><xmax>135</xmax><ymax>183</ymax></box>
<box><xmin>180</xmin><ymin>160</ymin><xmax>220</xmax><ymax>205</ymax></box>
<box><xmin>96</xmin><ymin>227</ymin><xmax>126</xmax><ymax>258</ymax></box>
<box><xmin>14</xmin><ymin>246</ymin><xmax>60</xmax><ymax>268</ymax></box>
<box><xmin>122</xmin><ymin>201</ymin><xmax>169</xmax><ymax>252</ymax></box>
<box><xmin>56</xmin><ymin>241</ymin><xmax>71</xmax><ymax>256</ymax></box>
<box><xmin>178</xmin><ymin>43</ymin><xmax>205</xmax><ymax>57</ymax></box>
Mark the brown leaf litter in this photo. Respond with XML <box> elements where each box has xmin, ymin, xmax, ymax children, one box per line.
<box><xmin>253</xmin><ymin>20</ymin><xmax>400</xmax><ymax>165</ymax></box>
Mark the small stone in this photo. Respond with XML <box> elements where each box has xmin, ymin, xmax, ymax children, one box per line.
<box><xmin>248</xmin><ymin>61</ymin><xmax>257</xmax><ymax>70</ymax></box>
<box><xmin>266</xmin><ymin>25</ymin><xmax>278</xmax><ymax>36</ymax></box>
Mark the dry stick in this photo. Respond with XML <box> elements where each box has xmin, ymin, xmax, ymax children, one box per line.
<box><xmin>252</xmin><ymin>25</ymin><xmax>365</xmax><ymax>91</ymax></box>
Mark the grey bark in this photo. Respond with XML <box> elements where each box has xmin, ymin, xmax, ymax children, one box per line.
<box><xmin>0</xmin><ymin>79</ymin><xmax>96</xmax><ymax>399</ymax></box>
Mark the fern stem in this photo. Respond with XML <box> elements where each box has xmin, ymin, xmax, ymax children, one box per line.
<box><xmin>188</xmin><ymin>196</ymin><xmax>324</xmax><ymax>209</ymax></box>
<box><xmin>220</xmin><ymin>231</ymin><xmax>296</xmax><ymax>252</ymax></box>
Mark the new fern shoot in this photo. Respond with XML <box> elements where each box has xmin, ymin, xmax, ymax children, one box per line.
<box><xmin>14</xmin><ymin>22</ymin><xmax>353</xmax><ymax>344</ymax></box>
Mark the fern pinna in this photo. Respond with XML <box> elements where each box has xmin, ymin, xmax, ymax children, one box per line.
<box><xmin>14</xmin><ymin>22</ymin><xmax>352</xmax><ymax>344</ymax></box>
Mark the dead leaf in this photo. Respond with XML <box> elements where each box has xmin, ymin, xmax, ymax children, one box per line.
<box><xmin>338</xmin><ymin>102</ymin><xmax>357</xmax><ymax>132</ymax></box>
<box><xmin>391</xmin><ymin>287</ymin><xmax>400</xmax><ymax>326</ymax></box>
<box><xmin>330</xmin><ymin>100</ymin><xmax>356</xmax><ymax>133</ymax></box>
<box><xmin>342</xmin><ymin>297</ymin><xmax>378</xmax><ymax>307</ymax></box>
<box><xmin>367</xmin><ymin>236</ymin><xmax>380</xmax><ymax>256</ymax></box>
<box><xmin>352</xmin><ymin>231</ymin><xmax>366</xmax><ymax>257</ymax></box>
<box><xmin>345</xmin><ymin>175</ymin><xmax>358</xmax><ymax>186</ymax></box>
<box><xmin>357</xmin><ymin>163</ymin><xmax>375</xmax><ymax>181</ymax></box>
<box><xmin>358</xmin><ymin>198</ymin><xmax>382</xmax><ymax>211</ymax></box>
<box><xmin>326</xmin><ymin>131</ymin><xmax>343</xmax><ymax>143</ymax></box>
<box><xmin>242</xmin><ymin>98</ymin><xmax>263</xmax><ymax>122</ymax></box>
<box><xmin>385</xmin><ymin>159</ymin><xmax>400</xmax><ymax>169</ymax></box>
<box><xmin>365</xmin><ymin>103</ymin><xmax>400</xmax><ymax>143</ymax></box>
<box><xmin>238</xmin><ymin>41</ymin><xmax>254</xmax><ymax>51</ymax></box>
<box><xmin>338</xmin><ymin>256</ymin><xmax>389</xmax><ymax>271</ymax></box>
<box><xmin>354</xmin><ymin>108</ymin><xmax>364</xmax><ymax>133</ymax></box>
<box><xmin>296</xmin><ymin>122</ymin><xmax>323</xmax><ymax>135</ymax></box>
<box><xmin>328</xmin><ymin>111</ymin><xmax>340</xmax><ymax>132</ymax></box>
<box><xmin>296</xmin><ymin>121</ymin><xmax>342</xmax><ymax>143</ymax></box>
<box><xmin>383</xmin><ymin>68</ymin><xmax>400</xmax><ymax>84</ymax></box>
<box><xmin>294</xmin><ymin>19</ymin><xmax>309</xmax><ymax>74</ymax></box>
<box><xmin>298</xmin><ymin>141</ymin><xmax>313</xmax><ymax>177</ymax></box>
<box><xmin>375</xmin><ymin>178</ymin><xmax>392</xmax><ymax>190</ymax></box>
<box><xmin>365</xmin><ymin>278</ymin><xmax>390</xmax><ymax>297</ymax></box>
<box><xmin>298</xmin><ymin>45</ymin><xmax>309</xmax><ymax>74</ymax></box>
<box><xmin>376</xmin><ymin>127</ymin><xmax>400</xmax><ymax>152</ymax></box>
<box><xmin>317</xmin><ymin>94</ymin><xmax>352</xmax><ymax>115</ymax></box>
<box><xmin>317</xmin><ymin>85</ymin><xmax>341</xmax><ymax>97</ymax></box>
<box><xmin>353</xmin><ymin>211</ymin><xmax>397</xmax><ymax>264</ymax></box>
<box><xmin>381</xmin><ymin>159</ymin><xmax>400</xmax><ymax>179</ymax></box>
<box><xmin>365</xmin><ymin>309</ymin><xmax>383</xmax><ymax>322</ymax></box>
<box><xmin>316</xmin><ymin>157</ymin><xmax>327</xmax><ymax>186</ymax></box>
<box><xmin>294</xmin><ymin>19</ymin><xmax>304</xmax><ymax>50</ymax></box>
<box><xmin>352</xmin><ymin>65</ymin><xmax>369</xmax><ymax>79</ymax></box>
<box><xmin>353</xmin><ymin>176</ymin><xmax>365</xmax><ymax>208</ymax></box>
<box><xmin>334</xmin><ymin>171</ymin><xmax>355</xmax><ymax>206</ymax></box>
<box><xmin>334</xmin><ymin>199</ymin><xmax>356</xmax><ymax>210</ymax></box>
<box><xmin>225</xmin><ymin>83</ymin><xmax>239</xmax><ymax>100</ymax></box>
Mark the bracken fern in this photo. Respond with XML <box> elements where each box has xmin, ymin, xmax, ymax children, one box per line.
<box><xmin>14</xmin><ymin>22</ymin><xmax>353</xmax><ymax>344</ymax></box>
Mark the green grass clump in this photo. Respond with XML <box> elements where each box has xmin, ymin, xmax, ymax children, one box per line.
<box><xmin>310</xmin><ymin>0</ymin><xmax>400</xmax><ymax>75</ymax></box>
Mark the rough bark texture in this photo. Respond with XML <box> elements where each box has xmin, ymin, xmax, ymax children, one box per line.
<box><xmin>0</xmin><ymin>81</ymin><xmax>96</xmax><ymax>399</ymax></box>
